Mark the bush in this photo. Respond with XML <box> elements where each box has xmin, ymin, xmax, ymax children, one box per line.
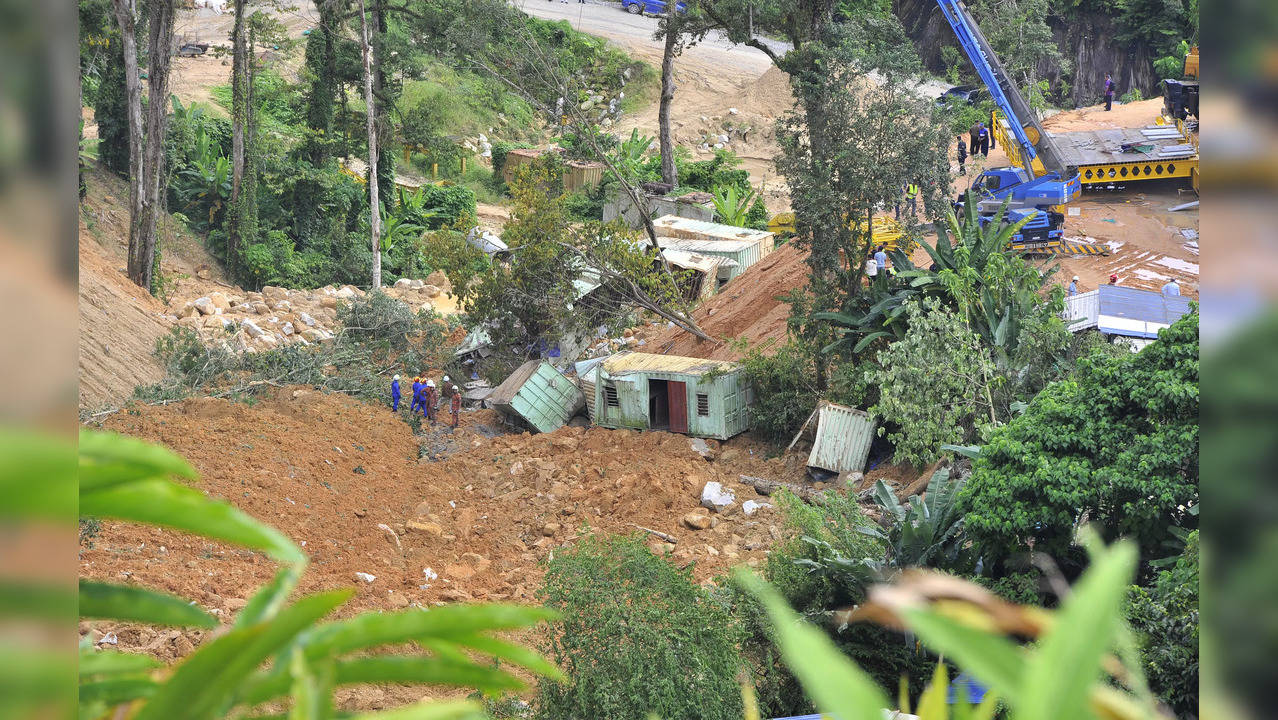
<box><xmin>537</xmin><ymin>534</ymin><xmax>744</xmax><ymax>720</ymax></box>
<box><xmin>738</xmin><ymin>340</ymin><xmax>820</xmax><ymax>446</ymax></box>
<box><xmin>415</xmin><ymin>183</ymin><xmax>477</xmax><ymax>229</ymax></box>
<box><xmin>336</xmin><ymin>291</ymin><xmax>419</xmax><ymax>347</ymax></box>
<box><xmin>1127</xmin><ymin>530</ymin><xmax>1199</xmax><ymax>718</ymax></box>
<box><xmin>871</xmin><ymin>297</ymin><xmax>995</xmax><ymax>468</ymax></box>
<box><xmin>960</xmin><ymin>311</ymin><xmax>1199</xmax><ymax>570</ymax></box>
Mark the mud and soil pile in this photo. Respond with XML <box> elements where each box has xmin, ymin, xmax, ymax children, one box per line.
<box><xmin>649</xmin><ymin>242</ymin><xmax>809</xmax><ymax>360</ymax></box>
<box><xmin>82</xmin><ymin>388</ymin><xmax>836</xmax><ymax>643</ymax></box>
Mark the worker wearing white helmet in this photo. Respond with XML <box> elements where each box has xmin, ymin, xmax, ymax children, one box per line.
<box><xmin>1068</xmin><ymin>275</ymin><xmax>1079</xmax><ymax>296</ymax></box>
<box><xmin>390</xmin><ymin>374</ymin><xmax>402</xmax><ymax>412</ymax></box>
<box><xmin>450</xmin><ymin>385</ymin><xmax>462</xmax><ymax>429</ymax></box>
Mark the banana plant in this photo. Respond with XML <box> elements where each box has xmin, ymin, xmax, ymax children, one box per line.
<box><xmin>869</xmin><ymin>467</ymin><xmax>971</xmax><ymax>570</ymax></box>
<box><xmin>178</xmin><ymin>154</ymin><xmax>233</xmax><ymax>231</ymax></box>
<box><xmin>607</xmin><ymin>128</ymin><xmax>654</xmax><ymax>183</ymax></box>
<box><xmin>710</xmin><ymin>184</ymin><xmax>757</xmax><ymax>227</ymax></box>
<box><xmin>813</xmin><ymin>192</ymin><xmax>1045</xmax><ymax>356</ymax></box>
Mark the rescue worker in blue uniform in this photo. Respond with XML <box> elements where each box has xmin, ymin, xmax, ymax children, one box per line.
<box><xmin>391</xmin><ymin>374</ymin><xmax>401</xmax><ymax>411</ymax></box>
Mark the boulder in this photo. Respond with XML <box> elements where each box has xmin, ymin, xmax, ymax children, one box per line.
<box><xmin>301</xmin><ymin>328</ymin><xmax>328</xmax><ymax>343</ymax></box>
<box><xmin>273</xmin><ymin>300</ymin><xmax>292</xmax><ymax>313</ymax></box>
<box><xmin>421</xmin><ymin>285</ymin><xmax>442</xmax><ymax>299</ymax></box>
<box><xmin>241</xmin><ymin>319</ymin><xmax>266</xmax><ymax>338</ymax></box>
<box><xmin>281</xmin><ymin>322</ymin><xmax>295</xmax><ymax>336</ymax></box>
<box><xmin>178</xmin><ymin>302</ymin><xmax>199</xmax><ymax>318</ymax></box>
<box><xmin>393</xmin><ymin>278</ymin><xmax>414</xmax><ymax>289</ymax></box>
<box><xmin>425</xmin><ymin>270</ymin><xmax>451</xmax><ymax>290</ymax></box>
<box><xmin>541</xmin><ymin>522</ymin><xmax>560</xmax><ymax>536</ymax></box>
<box><xmin>320</xmin><ymin>296</ymin><xmax>338</xmax><ymax>309</ymax></box>
<box><xmin>405</xmin><ymin>520</ymin><xmax>443</xmax><ymax>536</ymax></box>
<box><xmin>700</xmin><ymin>481</ymin><xmax>736</xmax><ymax>513</ymax></box>
<box><xmin>252</xmin><ymin>302</ymin><xmax>270</xmax><ymax>315</ymax></box>
<box><xmin>298</xmin><ymin>312</ymin><xmax>318</xmax><ymax>327</ymax></box>
<box><xmin>208</xmin><ymin>292</ymin><xmax>231</xmax><ymax>311</ymax></box>
<box><xmin>742</xmin><ymin>500</ymin><xmax>772</xmax><ymax>517</ymax></box>
<box><xmin>682</xmin><ymin>512</ymin><xmax>712</xmax><ymax>530</ymax></box>
<box><xmin>192</xmin><ymin>297</ymin><xmax>216</xmax><ymax>315</ymax></box>
<box><xmin>262</xmin><ymin>285</ymin><xmax>288</xmax><ymax>301</ymax></box>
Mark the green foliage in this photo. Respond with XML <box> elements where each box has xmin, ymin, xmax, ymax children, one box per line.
<box><xmin>491</xmin><ymin>140</ymin><xmax>534</xmax><ymax>181</ymax></box>
<box><xmin>608</xmin><ymin>128</ymin><xmax>656</xmax><ymax>183</ymax></box>
<box><xmin>737</xmin><ymin>340</ymin><xmax>821</xmax><ymax>445</ymax></box>
<box><xmin>960</xmin><ymin>311</ymin><xmax>1199</xmax><ymax>569</ymax></box>
<box><xmin>745</xmin><ymin>195</ymin><xmax>770</xmax><ymax>231</ymax></box>
<box><xmin>868</xmin><ymin>467</ymin><xmax>974</xmax><ymax>571</ymax></box>
<box><xmin>776</xmin><ymin>15</ymin><xmax>952</xmax><ymax>382</ymax></box>
<box><xmin>94</xmin><ymin>32</ymin><xmax>130</xmax><ymax>176</ymax></box>
<box><xmin>337</xmin><ymin>291</ymin><xmax>419</xmax><ymax>347</ymax></box>
<box><xmin>411</xmin><ymin>184</ymin><xmax>477</xmax><ymax>230</ymax></box>
<box><xmin>75</xmin><ymin>430</ymin><xmax>558</xmax><ymax>720</ymax></box>
<box><xmin>457</xmin><ymin>162</ymin><xmax>688</xmax><ymax>376</ymax></box>
<box><xmin>1113</xmin><ymin>0</ymin><xmax>1198</xmax><ymax>65</ymax></box>
<box><xmin>139</xmin><ymin>305</ymin><xmax>457</xmax><ymax>406</ymax></box>
<box><xmin>1126</xmin><ymin>531</ymin><xmax>1198</xmax><ymax>717</ymax></box>
<box><xmin>711</xmin><ymin>184</ymin><xmax>758</xmax><ymax>227</ymax></box>
<box><xmin>871</xmin><ymin>297</ymin><xmax>995</xmax><ymax>467</ymax></box>
<box><xmin>536</xmin><ymin>534</ymin><xmax>744</xmax><ymax>720</ymax></box>
<box><xmin>971</xmin><ymin>0</ymin><xmax>1066</xmax><ymax>99</ymax></box>
<box><xmin>678</xmin><ymin>149</ymin><xmax>751</xmax><ymax>195</ymax></box>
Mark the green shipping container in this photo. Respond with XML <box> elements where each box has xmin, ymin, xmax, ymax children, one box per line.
<box><xmin>593</xmin><ymin>352</ymin><xmax>751</xmax><ymax>440</ymax></box>
<box><xmin>490</xmin><ymin>360</ymin><xmax>585</xmax><ymax>433</ymax></box>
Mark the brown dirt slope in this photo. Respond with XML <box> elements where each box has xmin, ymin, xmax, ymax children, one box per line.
<box><xmin>78</xmin><ymin>166</ymin><xmax>227</xmax><ymax>410</ymax></box>
<box><xmin>651</xmin><ymin>241</ymin><xmax>808</xmax><ymax>360</ymax></box>
<box><xmin>82</xmin><ymin>389</ymin><xmax>815</xmax><ymax>653</ymax></box>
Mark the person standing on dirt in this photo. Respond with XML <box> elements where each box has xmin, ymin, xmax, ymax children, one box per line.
<box><xmin>977</xmin><ymin>122</ymin><xmax>990</xmax><ymax>157</ymax></box>
<box><xmin>1161</xmin><ymin>278</ymin><xmax>1181</xmax><ymax>296</ymax></box>
<box><xmin>1104</xmin><ymin>74</ymin><xmax>1115</xmax><ymax>111</ymax></box>
<box><xmin>450</xmin><ymin>387</ymin><xmax>461</xmax><ymax>429</ymax></box>
<box><xmin>905</xmin><ymin>181</ymin><xmax>920</xmax><ymax>217</ymax></box>
<box><xmin>1109</xmin><ymin>273</ymin><xmax>1119</xmax><ymax>285</ymax></box>
<box><xmin>1068</xmin><ymin>275</ymin><xmax>1079</xmax><ymax>296</ymax></box>
<box><xmin>968</xmin><ymin>122</ymin><xmax>981</xmax><ymax>161</ymax></box>
<box><xmin>864</xmin><ymin>254</ymin><xmax>878</xmax><ymax>285</ymax></box>
<box><xmin>424</xmin><ymin>380</ymin><xmax>438</xmax><ymax>424</ymax></box>
<box><xmin>956</xmin><ymin>135</ymin><xmax>968</xmax><ymax>176</ymax></box>
<box><xmin>874</xmin><ymin>245</ymin><xmax>888</xmax><ymax>274</ymax></box>
<box><xmin>410</xmin><ymin>377</ymin><xmax>423</xmax><ymax>414</ymax></box>
<box><xmin>391</xmin><ymin>375</ymin><xmax>402</xmax><ymax>412</ymax></box>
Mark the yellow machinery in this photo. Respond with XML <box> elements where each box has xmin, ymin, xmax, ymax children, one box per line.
<box><xmin>990</xmin><ymin>110</ymin><xmax>1198</xmax><ymax>191</ymax></box>
<box><xmin>767</xmin><ymin>213</ymin><xmax>918</xmax><ymax>253</ymax></box>
<box><xmin>1184</xmin><ymin>46</ymin><xmax>1199</xmax><ymax>79</ymax></box>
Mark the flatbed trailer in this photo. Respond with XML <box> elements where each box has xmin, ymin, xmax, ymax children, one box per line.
<box><xmin>991</xmin><ymin>112</ymin><xmax>1199</xmax><ymax>191</ymax></box>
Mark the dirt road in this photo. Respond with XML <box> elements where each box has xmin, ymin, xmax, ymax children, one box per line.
<box><xmin>519</xmin><ymin>0</ymin><xmax>786</xmax><ymax>78</ymax></box>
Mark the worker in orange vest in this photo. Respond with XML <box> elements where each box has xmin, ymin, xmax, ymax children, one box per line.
<box><xmin>450</xmin><ymin>386</ymin><xmax>461</xmax><ymax>429</ymax></box>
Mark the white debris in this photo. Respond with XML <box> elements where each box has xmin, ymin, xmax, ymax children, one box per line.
<box><xmin>355</xmin><ymin>572</ymin><xmax>377</xmax><ymax>583</ymax></box>
<box><xmin>423</xmin><ymin>567</ymin><xmax>438</xmax><ymax>581</ymax></box>
<box><xmin>98</xmin><ymin>632</ymin><xmax>118</xmax><ymax>645</ymax></box>
<box><xmin>742</xmin><ymin>500</ymin><xmax>772</xmax><ymax>517</ymax></box>
<box><xmin>700</xmin><ymin>481</ymin><xmax>736</xmax><ymax>513</ymax></box>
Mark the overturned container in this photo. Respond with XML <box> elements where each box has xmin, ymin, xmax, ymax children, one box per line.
<box><xmin>489</xmin><ymin>360</ymin><xmax>585</xmax><ymax>433</ymax></box>
<box><xmin>804</xmin><ymin>401</ymin><xmax>877</xmax><ymax>476</ymax></box>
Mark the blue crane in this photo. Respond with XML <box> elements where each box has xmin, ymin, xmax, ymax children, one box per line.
<box><xmin>935</xmin><ymin>0</ymin><xmax>1082</xmax><ymax>248</ymax></box>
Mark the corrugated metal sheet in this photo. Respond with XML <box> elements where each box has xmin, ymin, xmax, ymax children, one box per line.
<box><xmin>1096</xmin><ymin>284</ymin><xmax>1192</xmax><ymax>338</ymax></box>
<box><xmin>652</xmin><ymin>215</ymin><xmax>775</xmax><ymax>249</ymax></box>
<box><xmin>1063</xmin><ymin>289</ymin><xmax>1100</xmax><ymax>331</ymax></box>
<box><xmin>807</xmin><ymin>402</ymin><xmax>877</xmax><ymax>474</ymax></box>
<box><xmin>490</xmin><ymin>360</ymin><xmax>583</xmax><ymax>433</ymax></box>
<box><xmin>602</xmin><ymin>352</ymin><xmax>738</xmax><ymax>376</ymax></box>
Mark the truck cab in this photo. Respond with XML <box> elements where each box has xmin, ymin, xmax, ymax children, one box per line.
<box><xmin>962</xmin><ymin>168</ymin><xmax>1077</xmax><ymax>250</ymax></box>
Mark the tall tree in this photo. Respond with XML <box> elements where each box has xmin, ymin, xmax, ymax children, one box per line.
<box><xmin>303</xmin><ymin>0</ymin><xmax>343</xmax><ymax>166</ymax></box>
<box><xmin>357</xmin><ymin>0</ymin><xmax>381</xmax><ymax>289</ymax></box>
<box><xmin>701</xmin><ymin>0</ymin><xmax>951</xmax><ymax>386</ymax></box>
<box><xmin>228</xmin><ymin>0</ymin><xmax>250</xmax><ymax>274</ymax></box>
<box><xmin>654</xmin><ymin>7</ymin><xmax>711</xmax><ymax>188</ymax></box>
<box><xmin>108</xmin><ymin>0</ymin><xmax>144</xmax><ymax>283</ymax></box>
<box><xmin>132</xmin><ymin>0</ymin><xmax>176</xmax><ymax>292</ymax></box>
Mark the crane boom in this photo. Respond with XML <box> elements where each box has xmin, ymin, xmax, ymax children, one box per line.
<box><xmin>934</xmin><ymin>0</ymin><xmax>1070</xmax><ymax>178</ymax></box>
